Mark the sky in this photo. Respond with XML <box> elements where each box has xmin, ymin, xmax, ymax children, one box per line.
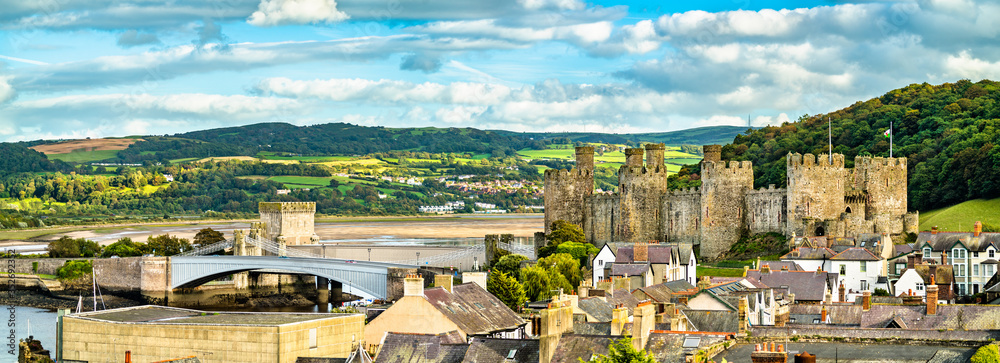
<box><xmin>1</xmin><ymin>0</ymin><xmax>1000</xmax><ymax>142</ymax></box>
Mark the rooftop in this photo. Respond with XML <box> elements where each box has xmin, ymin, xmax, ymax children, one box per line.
<box><xmin>69</xmin><ymin>305</ymin><xmax>358</xmax><ymax>326</ymax></box>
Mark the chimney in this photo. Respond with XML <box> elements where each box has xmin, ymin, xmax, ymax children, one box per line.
<box><xmin>539</xmin><ymin>302</ymin><xmax>574</xmax><ymax>363</ymax></box>
<box><xmin>788</xmin><ymin>293</ymin><xmax>795</xmax><ymax>304</ymax></box>
<box><xmin>926</xmin><ymin>275</ymin><xmax>938</xmax><ymax>315</ymax></box>
<box><xmin>826</xmin><ymin>235</ymin><xmax>834</xmax><ymax>248</ymax></box>
<box><xmin>761</xmin><ymin>264</ymin><xmax>771</xmax><ymax>274</ymax></box>
<box><xmin>611</xmin><ymin>305</ymin><xmax>628</xmax><ymax>336</ymax></box>
<box><xmin>931</xmin><ymin>226</ymin><xmax>938</xmax><ymax>235</ymax></box>
<box><xmin>435</xmin><ymin>274</ymin><xmax>453</xmax><ymax>293</ymax></box>
<box><xmin>942</xmin><ymin>251</ymin><xmax>947</xmax><ymax>265</ymax></box>
<box><xmin>839</xmin><ymin>282</ymin><xmax>845</xmax><ymax>302</ymax></box>
<box><xmin>126</xmin><ymin>351</ymin><xmax>132</xmax><ymax>363</ymax></box>
<box><xmin>820</xmin><ymin>305</ymin><xmax>827</xmax><ymax>323</ymax></box>
<box><xmin>738</xmin><ymin>297</ymin><xmax>749</xmax><ymax>335</ymax></box>
<box><xmin>634</xmin><ymin>241</ymin><xmax>648</xmax><ymax>262</ymax></box>
<box><xmin>751</xmin><ymin>342</ymin><xmax>787</xmax><ymax>363</ymax></box>
<box><xmin>678</xmin><ymin>296</ymin><xmax>689</xmax><ymax>306</ymax></box>
<box><xmin>404</xmin><ymin>274</ymin><xmax>424</xmax><ymax>297</ymax></box>
<box><xmin>578</xmin><ymin>283</ymin><xmax>590</xmax><ymax>298</ymax></box>
<box><xmin>862</xmin><ymin>291</ymin><xmax>871</xmax><ymax>311</ymax></box>
<box><xmin>974</xmin><ymin>221</ymin><xmax>982</xmax><ymax>237</ymax></box>
<box><xmin>794</xmin><ymin>351</ymin><xmax>816</xmax><ymax>363</ymax></box>
<box><xmin>816</xmin><ymin>266</ymin><xmax>823</xmax><ymax>275</ymax></box>
<box><xmin>781</xmin><ymin>265</ymin><xmax>789</xmax><ymax>271</ymax></box>
<box><xmin>744</xmin><ymin>266</ymin><xmax>750</xmax><ymax>277</ymax></box>
<box><xmin>462</xmin><ymin>272</ymin><xmax>487</xmax><ymax>290</ymax></box>
<box><xmin>632</xmin><ymin>301</ymin><xmax>655</xmax><ymax>351</ymax></box>
<box><xmin>824</xmin><ymin>291</ymin><xmax>832</xmax><ymax>305</ymax></box>
<box><xmin>698</xmin><ymin>276</ymin><xmax>712</xmax><ymax>291</ymax></box>
<box><xmin>907</xmin><ymin>254</ymin><xmax>915</xmax><ymax>269</ymax></box>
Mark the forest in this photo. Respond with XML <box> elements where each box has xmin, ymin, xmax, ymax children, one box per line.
<box><xmin>721</xmin><ymin>79</ymin><xmax>1000</xmax><ymax>211</ymax></box>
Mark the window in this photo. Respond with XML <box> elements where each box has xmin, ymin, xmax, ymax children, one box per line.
<box><xmin>840</xmin><ymin>265</ymin><xmax>846</xmax><ymax>275</ymax></box>
<box><xmin>861</xmin><ymin>280</ymin><xmax>869</xmax><ymax>290</ymax></box>
<box><xmin>916</xmin><ymin>282</ymin><xmax>924</xmax><ymax>291</ymax></box>
<box><xmin>955</xmin><ymin>264</ymin><xmax>966</xmax><ymax>277</ymax></box>
<box><xmin>813</xmin><ymin>319</ymin><xmax>821</xmax><ymax>324</ymax></box>
<box><xmin>973</xmin><ymin>264</ymin><xmax>979</xmax><ymax>276</ymax></box>
<box><xmin>990</xmin><ymin>249</ymin><xmax>995</xmax><ymax>259</ymax></box>
<box><xmin>958</xmin><ymin>284</ymin><xmax>967</xmax><ymax>295</ymax></box>
<box><xmin>923</xmin><ymin>248</ymin><xmax>932</xmax><ymax>257</ymax></box>
<box><xmin>985</xmin><ymin>264</ymin><xmax>995</xmax><ymax>277</ymax></box>
<box><xmin>861</xmin><ymin>262</ymin><xmax>867</xmax><ymax>273</ymax></box>
<box><xmin>973</xmin><ymin>252</ymin><xmax>979</xmax><ymax>258</ymax></box>
<box><xmin>953</xmin><ymin>248</ymin><xmax>967</xmax><ymax>260</ymax></box>
<box><xmin>895</xmin><ymin>263</ymin><xmax>906</xmax><ymax>274</ymax></box>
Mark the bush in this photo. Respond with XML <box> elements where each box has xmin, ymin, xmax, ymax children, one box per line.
<box><xmin>101</xmin><ymin>237</ymin><xmax>144</xmax><ymax>258</ymax></box>
<box><xmin>494</xmin><ymin>254</ymin><xmax>528</xmax><ymax>280</ymax></box>
<box><xmin>874</xmin><ymin>288</ymin><xmax>891</xmax><ymax>297</ymax></box>
<box><xmin>46</xmin><ymin>236</ymin><xmax>101</xmax><ymax>258</ymax></box>
<box><xmin>971</xmin><ymin>344</ymin><xmax>999</xmax><ymax>363</ymax></box>
<box><xmin>56</xmin><ymin>260</ymin><xmax>93</xmax><ymax>281</ymax></box>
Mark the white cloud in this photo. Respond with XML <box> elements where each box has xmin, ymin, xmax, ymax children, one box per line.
<box><xmin>247</xmin><ymin>0</ymin><xmax>349</xmax><ymax>26</ymax></box>
<box><xmin>0</xmin><ymin>76</ymin><xmax>14</xmax><ymax>104</ymax></box>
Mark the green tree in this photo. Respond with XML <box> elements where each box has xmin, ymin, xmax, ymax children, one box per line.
<box><xmin>46</xmin><ymin>236</ymin><xmax>101</xmax><ymax>258</ymax></box>
<box><xmin>539</xmin><ymin>253</ymin><xmax>582</xmax><ymax>289</ymax></box>
<box><xmin>56</xmin><ymin>260</ymin><xmax>93</xmax><ymax>281</ymax></box>
<box><xmin>494</xmin><ymin>254</ymin><xmax>528</xmax><ymax>280</ymax></box>
<box><xmin>587</xmin><ymin>336</ymin><xmax>657</xmax><ymax>363</ymax></box>
<box><xmin>540</xmin><ymin>220</ymin><xmax>587</xmax><ymax>259</ymax></box>
<box><xmin>971</xmin><ymin>344</ymin><xmax>999</xmax><ymax>363</ymax></box>
<box><xmin>554</xmin><ymin>241</ymin><xmax>599</xmax><ymax>266</ymax></box>
<box><xmin>520</xmin><ymin>265</ymin><xmax>554</xmax><ymax>302</ymax></box>
<box><xmin>487</xmin><ymin>271</ymin><xmax>527</xmax><ymax>312</ymax></box>
<box><xmin>144</xmin><ymin>234</ymin><xmax>192</xmax><ymax>256</ymax></box>
<box><xmin>101</xmin><ymin>237</ymin><xmax>143</xmax><ymax>258</ymax></box>
<box><xmin>193</xmin><ymin>228</ymin><xmax>225</xmax><ymax>246</ymax></box>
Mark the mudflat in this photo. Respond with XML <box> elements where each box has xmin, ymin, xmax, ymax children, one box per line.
<box><xmin>1</xmin><ymin>215</ymin><xmax>544</xmax><ymax>246</ymax></box>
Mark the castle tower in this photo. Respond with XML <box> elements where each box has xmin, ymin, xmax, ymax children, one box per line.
<box><xmin>700</xmin><ymin>145</ymin><xmax>754</xmax><ymax>259</ymax></box>
<box><xmin>258</xmin><ymin>202</ymin><xmax>321</xmax><ymax>246</ymax></box>
<box><xmin>703</xmin><ymin>144</ymin><xmax>722</xmax><ymax>163</ymax></box>
<box><xmin>785</xmin><ymin>153</ymin><xmax>846</xmax><ymax>237</ymax></box>
<box><xmin>544</xmin><ymin>146</ymin><xmax>594</xmax><ymax>233</ymax></box>
<box><xmin>851</xmin><ymin>156</ymin><xmax>907</xmax><ymax>217</ymax></box>
<box><xmin>617</xmin><ymin>147</ymin><xmax>668</xmax><ymax>242</ymax></box>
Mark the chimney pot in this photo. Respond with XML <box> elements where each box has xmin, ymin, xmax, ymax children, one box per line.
<box><xmin>931</xmin><ymin>226</ymin><xmax>938</xmax><ymax>235</ymax></box>
<box><xmin>974</xmin><ymin>221</ymin><xmax>982</xmax><ymax>237</ymax></box>
<box><xmin>942</xmin><ymin>251</ymin><xmax>947</xmax><ymax>265</ymax></box>
<box><xmin>862</xmin><ymin>291</ymin><xmax>871</xmax><ymax>311</ymax></box>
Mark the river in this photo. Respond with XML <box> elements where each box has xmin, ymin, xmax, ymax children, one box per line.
<box><xmin>4</xmin><ymin>306</ymin><xmax>58</xmax><ymax>363</ymax></box>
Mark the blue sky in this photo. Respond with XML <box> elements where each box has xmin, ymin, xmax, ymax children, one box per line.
<box><xmin>1</xmin><ymin>0</ymin><xmax>999</xmax><ymax>141</ymax></box>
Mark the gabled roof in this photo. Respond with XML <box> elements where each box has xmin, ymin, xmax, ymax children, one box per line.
<box><xmin>550</xmin><ymin>335</ymin><xmax>616</xmax><ymax>363</ymax></box>
<box><xmin>861</xmin><ymin>305</ymin><xmax>1000</xmax><ymax>330</ymax></box>
<box><xmin>673</xmin><ymin>244</ymin><xmax>695</xmax><ymax>264</ymax></box>
<box><xmin>781</xmin><ymin>247</ymin><xmax>838</xmax><ymax>260</ymax></box>
<box><xmin>374</xmin><ymin>332</ymin><xmax>468</xmax><ymax>363</ymax></box>
<box><xmin>831</xmin><ymin>247</ymin><xmax>881</xmax><ymax>261</ymax></box>
<box><xmin>759</xmin><ymin>261</ymin><xmax>804</xmax><ymax>271</ymax></box>
<box><xmin>461</xmin><ymin>338</ymin><xmax>538</xmax><ymax>363</ymax></box>
<box><xmin>644</xmin><ymin>333</ymin><xmax>727</xmax><ymax>362</ymax></box>
<box><xmin>913</xmin><ymin>264</ymin><xmax>955</xmax><ymax>285</ymax></box>
<box><xmin>662</xmin><ymin>279</ymin><xmax>697</xmax><ymax>293</ymax></box>
<box><xmin>633</xmin><ymin>284</ymin><xmax>677</xmax><ymax>303</ymax></box>
<box><xmin>682</xmin><ymin>310</ymin><xmax>739</xmax><ymax>333</ymax></box>
<box><xmin>615</xmin><ymin>245</ymin><xmax>672</xmax><ymax>264</ymax></box>
<box><xmin>916</xmin><ymin>231</ymin><xmax>1000</xmax><ymax>252</ymax></box>
<box><xmin>605</xmin><ymin>289</ymin><xmax>640</xmax><ymax>314</ymax></box>
<box><xmin>610</xmin><ymin>263</ymin><xmax>649</xmax><ymax>277</ymax></box>
<box><xmin>745</xmin><ymin>270</ymin><xmax>829</xmax><ymax>302</ymax></box>
<box><xmin>423</xmin><ymin>283</ymin><xmax>526</xmax><ymax>336</ymax></box>
<box><xmin>577</xmin><ymin>298</ymin><xmax>613</xmax><ymax>322</ymax></box>
<box><xmin>688</xmin><ymin>289</ymin><xmax>737</xmax><ymax>311</ymax></box>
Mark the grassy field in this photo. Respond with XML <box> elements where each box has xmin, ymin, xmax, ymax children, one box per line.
<box><xmin>169</xmin><ymin>157</ymin><xmax>199</xmax><ymax>164</ymax></box>
<box><xmin>666</xmin><ymin>158</ymin><xmax>702</xmax><ymax>165</ymax></box>
<box><xmin>919</xmin><ymin>197</ymin><xmax>1000</xmax><ymax>232</ymax></box>
<box><xmin>267</xmin><ymin>176</ymin><xmax>333</xmax><ymax>186</ymax></box>
<box><xmin>47</xmin><ymin>149</ymin><xmax>120</xmax><ymax>163</ymax></box>
<box><xmin>697</xmin><ymin>266</ymin><xmax>745</xmax><ymax>277</ymax></box>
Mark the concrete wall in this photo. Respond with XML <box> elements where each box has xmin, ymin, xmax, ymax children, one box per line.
<box><xmin>61</xmin><ymin>313</ymin><xmax>363</xmax><ymax>363</ymax></box>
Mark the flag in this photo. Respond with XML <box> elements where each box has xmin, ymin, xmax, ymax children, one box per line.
<box><xmin>883</xmin><ymin>129</ymin><xmax>891</xmax><ymax>138</ymax></box>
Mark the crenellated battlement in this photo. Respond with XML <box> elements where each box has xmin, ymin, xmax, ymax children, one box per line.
<box><xmin>544</xmin><ymin>168</ymin><xmax>592</xmax><ymax>178</ymax></box>
<box><xmin>787</xmin><ymin>153</ymin><xmax>846</xmax><ymax>168</ymax></box>
<box><xmin>618</xmin><ymin>165</ymin><xmax>672</xmax><ymax>175</ymax></box>
<box><xmin>854</xmin><ymin>156</ymin><xmax>906</xmax><ymax>168</ymax></box>
<box><xmin>747</xmin><ymin>184</ymin><xmax>787</xmax><ymax>195</ymax></box>
<box><xmin>701</xmin><ymin>160</ymin><xmax>753</xmax><ymax>172</ymax></box>
<box><xmin>259</xmin><ymin>202</ymin><xmax>316</xmax><ymax>213</ymax></box>
<box><xmin>669</xmin><ymin>187</ymin><xmax>701</xmax><ymax>196</ymax></box>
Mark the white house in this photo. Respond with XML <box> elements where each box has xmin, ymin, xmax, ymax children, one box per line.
<box><xmin>829</xmin><ymin>247</ymin><xmax>884</xmax><ymax>301</ymax></box>
<box><xmin>592</xmin><ymin>244</ymin><xmax>616</xmax><ymax>286</ymax></box>
<box><xmin>916</xmin><ymin>223</ymin><xmax>1000</xmax><ymax>296</ymax></box>
<box><xmin>894</xmin><ymin>269</ymin><xmax>926</xmax><ymax>299</ymax></box>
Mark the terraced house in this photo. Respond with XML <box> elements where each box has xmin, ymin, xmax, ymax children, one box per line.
<box><xmin>917</xmin><ymin>222</ymin><xmax>1000</xmax><ymax>296</ymax></box>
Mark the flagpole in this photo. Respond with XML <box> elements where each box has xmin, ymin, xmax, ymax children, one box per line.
<box><xmin>890</xmin><ymin>120</ymin><xmax>893</xmax><ymax>158</ymax></box>
<box><xmin>828</xmin><ymin>117</ymin><xmax>832</xmax><ymax>163</ymax></box>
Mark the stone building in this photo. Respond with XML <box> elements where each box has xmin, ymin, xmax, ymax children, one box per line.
<box><xmin>544</xmin><ymin>144</ymin><xmax>918</xmax><ymax>259</ymax></box>
<box><xmin>258</xmin><ymin>202</ymin><xmax>321</xmax><ymax>246</ymax></box>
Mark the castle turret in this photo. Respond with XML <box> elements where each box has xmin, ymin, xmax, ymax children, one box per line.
<box><xmin>785</xmin><ymin>153</ymin><xmax>847</xmax><ymax>237</ymax></box>
<box><xmin>625</xmin><ymin>148</ymin><xmax>644</xmax><ymax>167</ymax></box>
<box><xmin>700</xmin><ymin>154</ymin><xmax>754</xmax><ymax>259</ymax></box>
<box><xmin>703</xmin><ymin>144</ymin><xmax>722</xmax><ymax>163</ymax></box>
<box><xmin>258</xmin><ymin>202</ymin><xmax>320</xmax><ymax>246</ymax></box>
<box><xmin>851</xmin><ymin>156</ymin><xmax>907</xmax><ymax>218</ymax></box>
<box><xmin>618</xmin><ymin>146</ymin><xmax>668</xmax><ymax>243</ymax></box>
<box><xmin>645</xmin><ymin>143</ymin><xmax>665</xmax><ymax>170</ymax></box>
<box><xmin>544</xmin><ymin>146</ymin><xmax>594</xmax><ymax>233</ymax></box>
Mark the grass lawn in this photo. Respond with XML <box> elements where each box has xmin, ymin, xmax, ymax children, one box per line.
<box><xmin>267</xmin><ymin>176</ymin><xmax>333</xmax><ymax>186</ymax></box>
<box><xmin>47</xmin><ymin>149</ymin><xmax>119</xmax><ymax>163</ymax></box>
<box><xmin>919</xmin><ymin>197</ymin><xmax>1000</xmax><ymax>232</ymax></box>
<box><xmin>168</xmin><ymin>157</ymin><xmax>199</xmax><ymax>164</ymax></box>
<box><xmin>319</xmin><ymin>158</ymin><xmax>385</xmax><ymax>166</ymax></box>
<box><xmin>697</xmin><ymin>266</ymin><xmax>746</xmax><ymax>277</ymax></box>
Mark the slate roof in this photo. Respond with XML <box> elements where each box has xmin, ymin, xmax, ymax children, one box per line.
<box><xmin>374</xmin><ymin>332</ymin><xmax>468</xmax><ymax>363</ymax></box>
<box><xmin>297</xmin><ymin>359</ymin><xmax>346</xmax><ymax>363</ymax></box>
<box><xmin>788</xmin><ymin>304</ymin><xmax>862</xmax><ymax>325</ymax></box>
<box><xmin>831</xmin><ymin>247</ymin><xmax>881</xmax><ymax>261</ymax></box>
<box><xmin>682</xmin><ymin>310</ymin><xmax>739</xmax><ymax>333</ymax></box>
<box><xmin>759</xmin><ymin>261</ymin><xmax>804</xmax><ymax>271</ymax></box>
<box><xmin>895</xmin><ymin>244</ymin><xmax>914</xmax><ymax>255</ymax></box>
<box><xmin>917</xmin><ymin>231</ymin><xmax>1000</xmax><ymax>252</ymax></box>
<box><xmin>461</xmin><ymin>338</ymin><xmax>538</xmax><ymax>363</ymax></box>
<box><xmin>577</xmin><ymin>298</ymin><xmax>613</xmax><ymax>322</ymax></box>
<box><xmin>646</xmin><ymin>333</ymin><xmax>727</xmax><ymax>362</ymax></box>
<box><xmin>423</xmin><ymin>282</ymin><xmax>526</xmax><ymax>336</ymax></box>
<box><xmin>673</xmin><ymin>244</ymin><xmax>694</xmax><ymax>264</ymax></box>
<box><xmin>633</xmin><ymin>284</ymin><xmax>676</xmax><ymax>303</ymax></box>
<box><xmin>615</xmin><ymin>245</ymin><xmax>672</xmax><ymax>264</ymax></box>
<box><xmin>549</xmin><ymin>335</ymin><xmax>615</xmax><ymax>363</ymax></box>
<box><xmin>662</xmin><ymin>279</ymin><xmax>697</xmax><ymax>293</ymax></box>
<box><xmin>781</xmin><ymin>247</ymin><xmax>838</xmax><ymax>260</ymax></box>
<box><xmin>610</xmin><ymin>263</ymin><xmax>649</xmax><ymax>277</ymax></box>
<box><xmin>572</xmin><ymin>322</ymin><xmax>611</xmax><ymax>335</ymax></box>
<box><xmin>913</xmin><ymin>264</ymin><xmax>955</xmax><ymax>284</ymax></box>
<box><xmin>744</xmin><ymin>270</ymin><xmax>830</xmax><ymax>302</ymax></box>
<box><xmin>860</xmin><ymin>305</ymin><xmax>1000</xmax><ymax>330</ymax></box>
<box><xmin>605</xmin><ymin>289</ymin><xmax>640</xmax><ymax>314</ymax></box>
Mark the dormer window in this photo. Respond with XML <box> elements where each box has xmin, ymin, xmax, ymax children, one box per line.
<box><xmin>923</xmin><ymin>247</ymin><xmax>932</xmax><ymax>257</ymax></box>
<box><xmin>990</xmin><ymin>249</ymin><xmax>995</xmax><ymax>259</ymax></box>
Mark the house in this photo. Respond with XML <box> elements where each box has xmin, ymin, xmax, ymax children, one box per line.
<box><xmin>780</xmin><ymin>247</ymin><xmax>838</xmax><ymax>272</ymax></box>
<box><xmin>916</xmin><ymin>222</ymin><xmax>1000</xmax><ymax>296</ymax></box>
<box><xmin>462</xmin><ymin>337</ymin><xmax>539</xmax><ymax>363</ymax></box>
<box><xmin>612</xmin><ymin>242</ymin><xmax>697</xmax><ymax>286</ymax></box>
<box><xmin>373</xmin><ymin>331</ymin><xmax>468</xmax><ymax>363</ymax></box>
<box><xmin>609</xmin><ymin>264</ymin><xmax>653</xmax><ymax>290</ymax></box>
<box><xmin>591</xmin><ymin>244</ymin><xmax>615</xmax><ymax>285</ymax></box>
<box><xmin>829</xmin><ymin>247</ymin><xmax>885</xmax><ymax>300</ymax></box>
<box><xmin>364</xmin><ymin>274</ymin><xmax>527</xmax><ymax>350</ymax></box>
<box><xmin>745</xmin><ymin>266</ymin><xmax>833</xmax><ymax>304</ymax></box>
<box><xmin>860</xmin><ymin>296</ymin><xmax>1000</xmax><ymax>330</ymax></box>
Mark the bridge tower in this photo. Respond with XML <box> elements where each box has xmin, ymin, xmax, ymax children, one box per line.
<box><xmin>258</xmin><ymin>202</ymin><xmax>321</xmax><ymax>246</ymax></box>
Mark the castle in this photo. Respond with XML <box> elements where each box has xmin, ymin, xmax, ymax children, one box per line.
<box><xmin>544</xmin><ymin>144</ymin><xmax>919</xmax><ymax>259</ymax></box>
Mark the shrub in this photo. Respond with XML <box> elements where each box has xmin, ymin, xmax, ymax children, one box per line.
<box><xmin>56</xmin><ymin>260</ymin><xmax>93</xmax><ymax>281</ymax></box>
<box><xmin>971</xmin><ymin>344</ymin><xmax>999</xmax><ymax>363</ymax></box>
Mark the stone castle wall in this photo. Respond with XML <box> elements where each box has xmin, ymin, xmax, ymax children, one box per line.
<box><xmin>700</xmin><ymin>160</ymin><xmax>754</xmax><ymax>258</ymax></box>
<box><xmin>618</xmin><ymin>153</ymin><xmax>669</xmax><ymax>243</ymax></box>
<box><xmin>662</xmin><ymin>188</ymin><xmax>701</xmax><ymax>243</ymax></box>
<box><xmin>544</xmin><ymin>147</ymin><xmax>594</xmax><ymax>233</ymax></box>
<box><xmin>746</xmin><ymin>185</ymin><xmax>787</xmax><ymax>234</ymax></box>
<box><xmin>786</xmin><ymin>153</ymin><xmax>847</xmax><ymax>236</ymax></box>
<box><xmin>259</xmin><ymin>202</ymin><xmax>317</xmax><ymax>245</ymax></box>
<box><xmin>852</xmin><ymin>157</ymin><xmax>907</xmax><ymax>217</ymax></box>
<box><xmin>584</xmin><ymin>194</ymin><xmax>618</xmax><ymax>247</ymax></box>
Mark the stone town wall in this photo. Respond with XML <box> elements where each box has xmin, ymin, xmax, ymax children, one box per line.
<box><xmin>617</xmin><ymin>164</ymin><xmax>669</xmax><ymax>243</ymax></box>
<box><xmin>786</xmin><ymin>153</ymin><xmax>847</xmax><ymax>236</ymax></box>
<box><xmin>543</xmin><ymin>148</ymin><xmax>594</xmax><ymax>233</ymax></box>
<box><xmin>584</xmin><ymin>194</ymin><xmax>618</xmax><ymax>247</ymax></box>
<box><xmin>11</xmin><ymin>258</ymin><xmax>94</xmax><ymax>275</ymax></box>
<box><xmin>92</xmin><ymin>257</ymin><xmax>144</xmax><ymax>293</ymax></box>
<box><xmin>662</xmin><ymin>188</ymin><xmax>701</xmax><ymax>243</ymax></box>
<box><xmin>746</xmin><ymin>185</ymin><xmax>787</xmax><ymax>234</ymax></box>
<box><xmin>852</xmin><ymin>157</ymin><xmax>907</xmax><ymax>216</ymax></box>
<box><xmin>385</xmin><ymin>267</ymin><xmax>421</xmax><ymax>301</ymax></box>
<box><xmin>259</xmin><ymin>202</ymin><xmax>317</xmax><ymax>245</ymax></box>
<box><xmin>700</xmin><ymin>160</ymin><xmax>754</xmax><ymax>259</ymax></box>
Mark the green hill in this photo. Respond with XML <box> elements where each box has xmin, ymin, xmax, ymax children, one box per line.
<box><xmin>723</xmin><ymin>79</ymin><xmax>1000</xmax><ymax>211</ymax></box>
<box><xmin>494</xmin><ymin>125</ymin><xmax>750</xmax><ymax>146</ymax></box>
<box><xmin>919</xmin><ymin>197</ymin><xmax>1000</xmax><ymax>232</ymax></box>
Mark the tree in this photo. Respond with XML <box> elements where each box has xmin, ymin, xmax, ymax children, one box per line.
<box><xmin>487</xmin><ymin>271</ymin><xmax>527</xmax><ymax>312</ymax></box>
<box><xmin>539</xmin><ymin>253</ymin><xmax>582</xmax><ymax>289</ymax></box>
<box><xmin>874</xmin><ymin>288</ymin><xmax>891</xmax><ymax>297</ymax></box>
<box><xmin>554</xmin><ymin>241</ymin><xmax>599</xmax><ymax>267</ymax></box>
<box><xmin>101</xmin><ymin>237</ymin><xmax>143</xmax><ymax>258</ymax></box>
<box><xmin>46</xmin><ymin>236</ymin><xmax>101</xmax><ymax>258</ymax></box>
<box><xmin>590</xmin><ymin>336</ymin><xmax>657</xmax><ymax>363</ymax></box>
<box><xmin>971</xmin><ymin>344</ymin><xmax>999</xmax><ymax>363</ymax></box>
<box><xmin>328</xmin><ymin>179</ymin><xmax>340</xmax><ymax>188</ymax></box>
<box><xmin>56</xmin><ymin>260</ymin><xmax>93</xmax><ymax>281</ymax></box>
<box><xmin>193</xmin><ymin>228</ymin><xmax>225</xmax><ymax>246</ymax></box>
<box><xmin>144</xmin><ymin>234</ymin><xmax>192</xmax><ymax>256</ymax></box>
<box><xmin>540</xmin><ymin>220</ymin><xmax>587</xmax><ymax>259</ymax></box>
<box><xmin>520</xmin><ymin>265</ymin><xmax>554</xmax><ymax>302</ymax></box>
<box><xmin>494</xmin><ymin>254</ymin><xmax>528</xmax><ymax>280</ymax></box>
